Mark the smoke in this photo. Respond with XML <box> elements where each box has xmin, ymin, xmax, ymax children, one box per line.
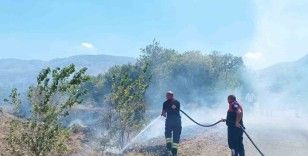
<box><xmin>131</xmin><ymin>62</ymin><xmax>308</xmax><ymax>155</ymax></box>
<box><xmin>242</xmin><ymin>0</ymin><xmax>308</xmax><ymax>131</ymax></box>
<box><xmin>245</xmin><ymin>0</ymin><xmax>308</xmax><ymax>69</ymax></box>
<box><xmin>133</xmin><ymin>53</ymin><xmax>308</xmax><ymax>156</ymax></box>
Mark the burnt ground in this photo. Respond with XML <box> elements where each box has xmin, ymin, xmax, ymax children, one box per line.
<box><xmin>122</xmin><ymin>123</ymin><xmax>308</xmax><ymax>156</ymax></box>
<box><xmin>1</xmin><ymin>112</ymin><xmax>308</xmax><ymax>156</ymax></box>
<box><xmin>124</xmin><ymin>134</ymin><xmax>230</xmax><ymax>156</ymax></box>
<box><xmin>123</xmin><ymin>125</ymin><xmax>231</xmax><ymax>156</ymax></box>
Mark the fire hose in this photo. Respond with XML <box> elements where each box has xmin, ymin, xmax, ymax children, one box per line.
<box><xmin>180</xmin><ymin>109</ymin><xmax>265</xmax><ymax>156</ymax></box>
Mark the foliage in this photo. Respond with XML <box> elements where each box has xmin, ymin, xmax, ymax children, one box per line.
<box><xmin>81</xmin><ymin>74</ymin><xmax>106</xmax><ymax>105</ymax></box>
<box><xmin>4</xmin><ymin>88</ymin><xmax>22</xmax><ymax>116</ymax></box>
<box><xmin>103</xmin><ymin>63</ymin><xmax>151</xmax><ymax>147</ymax></box>
<box><xmin>139</xmin><ymin>41</ymin><xmax>245</xmax><ymax>105</ymax></box>
<box><xmin>6</xmin><ymin>64</ymin><xmax>89</xmax><ymax>156</ymax></box>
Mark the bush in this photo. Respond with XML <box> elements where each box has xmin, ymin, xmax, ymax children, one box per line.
<box><xmin>6</xmin><ymin>64</ymin><xmax>89</xmax><ymax>156</ymax></box>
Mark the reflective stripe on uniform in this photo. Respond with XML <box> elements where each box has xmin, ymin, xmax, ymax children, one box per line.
<box><xmin>172</xmin><ymin>143</ymin><xmax>179</xmax><ymax>149</ymax></box>
<box><xmin>166</xmin><ymin>138</ymin><xmax>172</xmax><ymax>143</ymax></box>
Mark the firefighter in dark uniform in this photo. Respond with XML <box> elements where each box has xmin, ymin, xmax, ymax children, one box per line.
<box><xmin>161</xmin><ymin>91</ymin><xmax>182</xmax><ymax>156</ymax></box>
<box><xmin>226</xmin><ymin>95</ymin><xmax>245</xmax><ymax>156</ymax></box>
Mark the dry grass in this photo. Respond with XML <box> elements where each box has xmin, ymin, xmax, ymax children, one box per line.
<box><xmin>0</xmin><ymin>112</ymin><xmax>11</xmax><ymax>156</ymax></box>
<box><xmin>0</xmin><ymin>112</ymin><xmax>93</xmax><ymax>156</ymax></box>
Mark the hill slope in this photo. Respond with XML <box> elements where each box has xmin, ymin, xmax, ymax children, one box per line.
<box><xmin>257</xmin><ymin>54</ymin><xmax>308</xmax><ymax>105</ymax></box>
<box><xmin>0</xmin><ymin>54</ymin><xmax>135</xmax><ymax>96</ymax></box>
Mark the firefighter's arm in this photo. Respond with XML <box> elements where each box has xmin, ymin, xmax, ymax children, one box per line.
<box><xmin>161</xmin><ymin>110</ymin><xmax>166</xmax><ymax>117</ymax></box>
<box><xmin>161</xmin><ymin>102</ymin><xmax>167</xmax><ymax>117</ymax></box>
<box><xmin>235</xmin><ymin>109</ymin><xmax>243</xmax><ymax>127</ymax></box>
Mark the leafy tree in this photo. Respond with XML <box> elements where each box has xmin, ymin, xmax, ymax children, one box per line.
<box><xmin>6</xmin><ymin>64</ymin><xmax>89</xmax><ymax>156</ymax></box>
<box><xmin>82</xmin><ymin>74</ymin><xmax>106</xmax><ymax>106</ymax></box>
<box><xmin>103</xmin><ymin>63</ymin><xmax>151</xmax><ymax>147</ymax></box>
<box><xmin>4</xmin><ymin>88</ymin><xmax>22</xmax><ymax>116</ymax></box>
<box><xmin>138</xmin><ymin>42</ymin><xmax>245</xmax><ymax>105</ymax></box>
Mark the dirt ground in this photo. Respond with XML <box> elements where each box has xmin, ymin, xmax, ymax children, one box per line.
<box><xmin>123</xmin><ymin>124</ymin><xmax>308</xmax><ymax>156</ymax></box>
<box><xmin>2</xmin><ymin>112</ymin><xmax>308</xmax><ymax>156</ymax></box>
<box><xmin>125</xmin><ymin>135</ymin><xmax>230</xmax><ymax>156</ymax></box>
<box><xmin>0</xmin><ymin>111</ymin><xmax>10</xmax><ymax>156</ymax></box>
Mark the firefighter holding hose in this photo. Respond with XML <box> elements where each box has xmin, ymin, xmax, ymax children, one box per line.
<box><xmin>161</xmin><ymin>91</ymin><xmax>182</xmax><ymax>156</ymax></box>
<box><xmin>226</xmin><ymin>95</ymin><xmax>245</xmax><ymax>156</ymax></box>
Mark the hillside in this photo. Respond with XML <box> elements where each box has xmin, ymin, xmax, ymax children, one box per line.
<box><xmin>0</xmin><ymin>54</ymin><xmax>135</xmax><ymax>96</ymax></box>
<box><xmin>257</xmin><ymin>54</ymin><xmax>308</xmax><ymax>105</ymax></box>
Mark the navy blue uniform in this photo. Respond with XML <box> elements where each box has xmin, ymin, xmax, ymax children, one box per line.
<box><xmin>163</xmin><ymin>99</ymin><xmax>182</xmax><ymax>155</ymax></box>
<box><xmin>226</xmin><ymin>102</ymin><xmax>245</xmax><ymax>156</ymax></box>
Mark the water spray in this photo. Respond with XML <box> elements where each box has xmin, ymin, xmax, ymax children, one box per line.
<box><xmin>121</xmin><ymin>115</ymin><xmax>162</xmax><ymax>153</ymax></box>
<box><xmin>114</xmin><ymin>109</ymin><xmax>264</xmax><ymax>156</ymax></box>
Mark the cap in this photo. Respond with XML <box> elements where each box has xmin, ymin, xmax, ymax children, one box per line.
<box><xmin>167</xmin><ymin>90</ymin><xmax>174</xmax><ymax>95</ymax></box>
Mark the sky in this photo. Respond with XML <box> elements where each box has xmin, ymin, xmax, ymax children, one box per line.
<box><xmin>0</xmin><ymin>0</ymin><xmax>307</xmax><ymax>69</ymax></box>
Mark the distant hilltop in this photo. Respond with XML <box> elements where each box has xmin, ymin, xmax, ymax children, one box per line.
<box><xmin>0</xmin><ymin>54</ymin><xmax>135</xmax><ymax>94</ymax></box>
<box><xmin>257</xmin><ymin>54</ymin><xmax>308</xmax><ymax>105</ymax></box>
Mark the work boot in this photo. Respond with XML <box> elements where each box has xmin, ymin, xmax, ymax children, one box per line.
<box><xmin>164</xmin><ymin>146</ymin><xmax>172</xmax><ymax>156</ymax></box>
<box><xmin>172</xmin><ymin>143</ymin><xmax>179</xmax><ymax>156</ymax></box>
<box><xmin>171</xmin><ymin>148</ymin><xmax>177</xmax><ymax>156</ymax></box>
<box><xmin>166</xmin><ymin>142</ymin><xmax>172</xmax><ymax>151</ymax></box>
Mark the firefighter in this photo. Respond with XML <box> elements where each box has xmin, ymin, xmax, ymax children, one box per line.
<box><xmin>226</xmin><ymin>95</ymin><xmax>245</xmax><ymax>156</ymax></box>
<box><xmin>161</xmin><ymin>91</ymin><xmax>182</xmax><ymax>156</ymax></box>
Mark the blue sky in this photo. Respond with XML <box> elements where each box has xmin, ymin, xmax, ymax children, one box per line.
<box><xmin>0</xmin><ymin>0</ymin><xmax>307</xmax><ymax>69</ymax></box>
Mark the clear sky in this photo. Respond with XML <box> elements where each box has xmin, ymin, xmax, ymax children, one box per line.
<box><xmin>0</xmin><ymin>0</ymin><xmax>307</xmax><ymax>69</ymax></box>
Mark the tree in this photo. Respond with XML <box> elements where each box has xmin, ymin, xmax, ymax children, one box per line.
<box><xmin>4</xmin><ymin>88</ymin><xmax>22</xmax><ymax>116</ymax></box>
<box><xmin>103</xmin><ymin>63</ymin><xmax>151</xmax><ymax>148</ymax></box>
<box><xmin>138</xmin><ymin>42</ymin><xmax>245</xmax><ymax>105</ymax></box>
<box><xmin>6</xmin><ymin>64</ymin><xmax>89</xmax><ymax>156</ymax></box>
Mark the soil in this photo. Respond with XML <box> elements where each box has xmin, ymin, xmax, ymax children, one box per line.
<box><xmin>2</xmin><ymin>112</ymin><xmax>308</xmax><ymax>156</ymax></box>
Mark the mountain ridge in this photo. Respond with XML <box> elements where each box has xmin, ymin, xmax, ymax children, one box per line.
<box><xmin>0</xmin><ymin>54</ymin><xmax>135</xmax><ymax>95</ymax></box>
<box><xmin>260</xmin><ymin>54</ymin><xmax>308</xmax><ymax>72</ymax></box>
<box><xmin>256</xmin><ymin>54</ymin><xmax>308</xmax><ymax>105</ymax></box>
